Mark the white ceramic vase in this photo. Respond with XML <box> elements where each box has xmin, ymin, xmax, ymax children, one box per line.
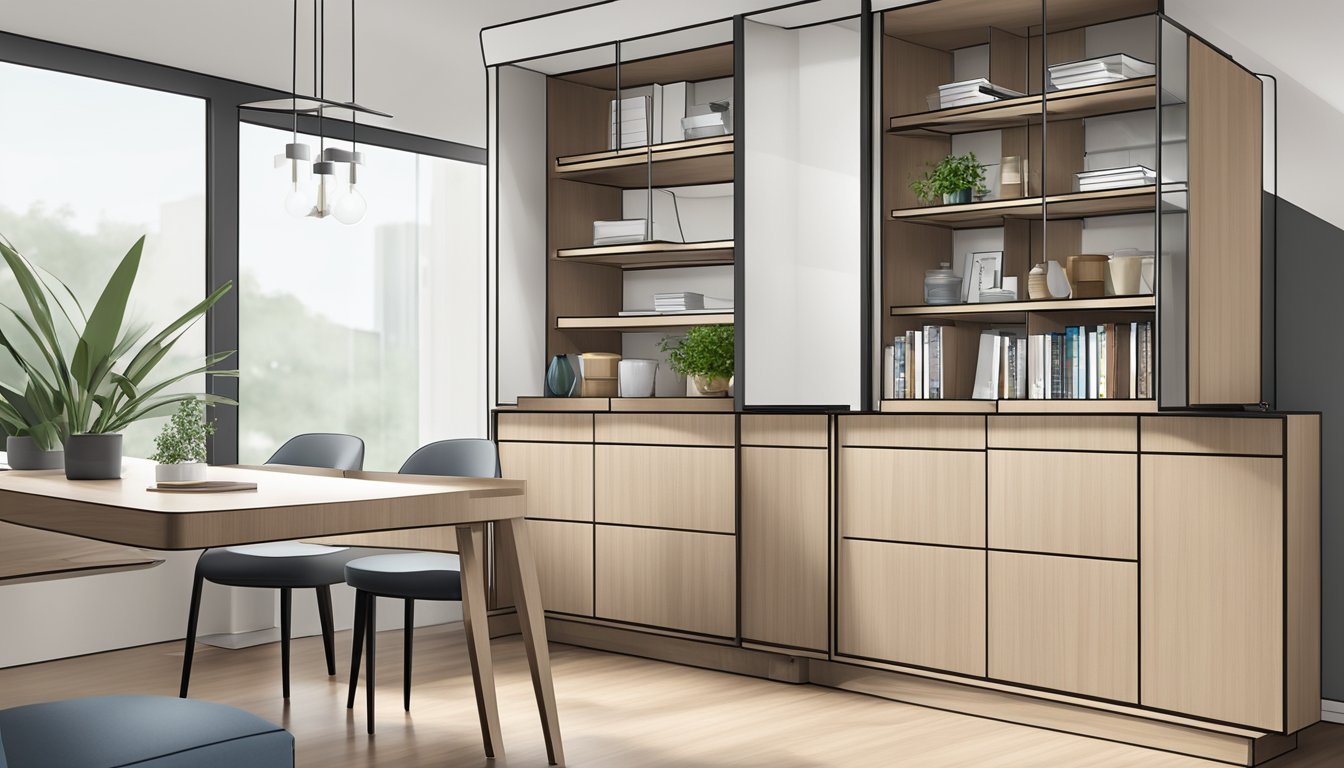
<box><xmin>618</xmin><ymin>359</ymin><xmax>658</xmax><ymax>397</ymax></box>
<box><xmin>156</xmin><ymin>462</ymin><xmax>207</xmax><ymax>484</ymax></box>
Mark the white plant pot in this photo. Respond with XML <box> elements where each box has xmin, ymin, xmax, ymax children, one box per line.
<box><xmin>156</xmin><ymin>462</ymin><xmax>207</xmax><ymax>484</ymax></box>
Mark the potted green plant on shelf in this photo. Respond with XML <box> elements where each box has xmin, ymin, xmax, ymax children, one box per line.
<box><xmin>910</xmin><ymin>151</ymin><xmax>989</xmax><ymax>205</ymax></box>
<box><xmin>0</xmin><ymin>379</ymin><xmax>67</xmax><ymax>470</ymax></box>
<box><xmin>150</xmin><ymin>399</ymin><xmax>214</xmax><ymax>483</ymax></box>
<box><xmin>659</xmin><ymin>324</ymin><xmax>734</xmax><ymax>397</ymax></box>
<box><xmin>0</xmin><ymin>234</ymin><xmax>237</xmax><ymax>480</ymax></box>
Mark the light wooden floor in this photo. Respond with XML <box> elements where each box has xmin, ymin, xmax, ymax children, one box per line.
<box><xmin>1</xmin><ymin>623</ymin><xmax>1342</xmax><ymax>767</ymax></box>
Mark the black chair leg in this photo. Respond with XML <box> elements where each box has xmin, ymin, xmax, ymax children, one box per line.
<box><xmin>404</xmin><ymin>599</ymin><xmax>415</xmax><ymax>711</ymax></box>
<box><xmin>316</xmin><ymin>585</ymin><xmax>336</xmax><ymax>676</ymax></box>
<box><xmin>348</xmin><ymin>590</ymin><xmax>367</xmax><ymax>708</ymax></box>
<box><xmin>280</xmin><ymin>587</ymin><xmax>293</xmax><ymax>699</ymax></box>
<box><xmin>366</xmin><ymin>594</ymin><xmax>377</xmax><ymax>734</ymax></box>
<box><xmin>179</xmin><ymin>568</ymin><xmax>205</xmax><ymax>698</ymax></box>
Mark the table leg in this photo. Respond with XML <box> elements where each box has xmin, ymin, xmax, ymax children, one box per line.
<box><xmin>456</xmin><ymin>522</ymin><xmax>503</xmax><ymax>758</ymax></box>
<box><xmin>498</xmin><ymin>517</ymin><xmax>565</xmax><ymax>766</ymax></box>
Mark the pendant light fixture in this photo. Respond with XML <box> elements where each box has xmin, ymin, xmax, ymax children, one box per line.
<box><xmin>245</xmin><ymin>0</ymin><xmax>389</xmax><ymax>225</ymax></box>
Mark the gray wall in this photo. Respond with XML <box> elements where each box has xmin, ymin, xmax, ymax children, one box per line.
<box><xmin>1275</xmin><ymin>196</ymin><xmax>1344</xmax><ymax>700</ymax></box>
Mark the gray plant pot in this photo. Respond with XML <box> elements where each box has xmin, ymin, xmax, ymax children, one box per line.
<box><xmin>64</xmin><ymin>433</ymin><xmax>124</xmax><ymax>480</ymax></box>
<box><xmin>5</xmin><ymin>435</ymin><xmax>65</xmax><ymax>470</ymax></box>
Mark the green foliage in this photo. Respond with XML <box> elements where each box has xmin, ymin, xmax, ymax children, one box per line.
<box><xmin>0</xmin><ymin>232</ymin><xmax>237</xmax><ymax>441</ymax></box>
<box><xmin>150</xmin><ymin>399</ymin><xmax>214</xmax><ymax>464</ymax></box>
<box><xmin>658</xmin><ymin>324</ymin><xmax>734</xmax><ymax>380</ymax></box>
<box><xmin>909</xmin><ymin>152</ymin><xmax>989</xmax><ymax>203</ymax></box>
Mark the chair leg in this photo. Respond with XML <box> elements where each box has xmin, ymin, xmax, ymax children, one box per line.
<box><xmin>317</xmin><ymin>585</ymin><xmax>336</xmax><ymax>676</ymax></box>
<box><xmin>366</xmin><ymin>594</ymin><xmax>377</xmax><ymax>734</ymax></box>
<box><xmin>404</xmin><ymin>599</ymin><xmax>415</xmax><ymax>711</ymax></box>
<box><xmin>280</xmin><ymin>587</ymin><xmax>293</xmax><ymax>700</ymax></box>
<box><xmin>347</xmin><ymin>590</ymin><xmax>367</xmax><ymax>709</ymax></box>
<box><xmin>179</xmin><ymin>568</ymin><xmax>205</xmax><ymax>698</ymax></box>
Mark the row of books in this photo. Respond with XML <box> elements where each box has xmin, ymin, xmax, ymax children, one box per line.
<box><xmin>926</xmin><ymin>78</ymin><xmax>1024</xmax><ymax>110</ymax></box>
<box><xmin>1075</xmin><ymin>165</ymin><xmax>1157</xmax><ymax>192</ymax></box>
<box><xmin>882</xmin><ymin>321</ymin><xmax>1154</xmax><ymax>400</ymax></box>
<box><xmin>1048</xmin><ymin>53</ymin><xmax>1155</xmax><ymax>90</ymax></box>
<box><xmin>609</xmin><ymin>82</ymin><xmax>690</xmax><ymax>149</ymax></box>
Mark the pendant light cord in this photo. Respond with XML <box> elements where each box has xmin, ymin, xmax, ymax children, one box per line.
<box><xmin>350</xmin><ymin>0</ymin><xmax>357</xmax><ymax>155</ymax></box>
<box><xmin>291</xmin><ymin>0</ymin><xmax>298</xmax><ymax>139</ymax></box>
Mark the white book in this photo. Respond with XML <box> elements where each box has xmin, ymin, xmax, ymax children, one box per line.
<box><xmin>1087</xmin><ymin>329</ymin><xmax>1099</xmax><ymax>399</ymax></box>
<box><xmin>883</xmin><ymin>345</ymin><xmax>895</xmax><ymax>400</ymax></box>
<box><xmin>662</xmin><ymin>81</ymin><xmax>688</xmax><ymax>143</ymax></box>
<box><xmin>1029</xmin><ymin>335</ymin><xmax>1045</xmax><ymax>399</ymax></box>
<box><xmin>1097</xmin><ymin>325</ymin><xmax>1108</xmax><ymax>399</ymax></box>
<box><xmin>1016</xmin><ymin>338</ymin><xmax>1027</xmax><ymax>400</ymax></box>
<box><xmin>913</xmin><ymin>330</ymin><xmax>924</xmax><ymax>399</ymax></box>
<box><xmin>1130</xmin><ymin>322</ymin><xmax>1139</xmax><ymax>397</ymax></box>
<box><xmin>972</xmin><ymin>332</ymin><xmax>1001</xmax><ymax>400</ymax></box>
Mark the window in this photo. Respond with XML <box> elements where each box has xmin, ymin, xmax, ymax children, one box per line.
<box><xmin>0</xmin><ymin>61</ymin><xmax>206</xmax><ymax>458</ymax></box>
<box><xmin>237</xmin><ymin>123</ymin><xmax>486</xmax><ymax>471</ymax></box>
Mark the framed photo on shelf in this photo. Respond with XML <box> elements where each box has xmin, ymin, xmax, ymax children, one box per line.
<box><xmin>963</xmin><ymin>251</ymin><xmax>1003</xmax><ymax>303</ymax></box>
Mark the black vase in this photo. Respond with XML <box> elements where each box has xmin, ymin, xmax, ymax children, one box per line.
<box><xmin>5</xmin><ymin>435</ymin><xmax>65</xmax><ymax>470</ymax></box>
<box><xmin>64</xmin><ymin>433</ymin><xmax>124</xmax><ymax>480</ymax></box>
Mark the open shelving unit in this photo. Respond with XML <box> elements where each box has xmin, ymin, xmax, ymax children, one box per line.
<box><xmin>543</xmin><ymin>38</ymin><xmax>737</xmax><ymax>380</ymax></box>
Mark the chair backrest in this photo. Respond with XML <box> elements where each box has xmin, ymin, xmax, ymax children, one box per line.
<box><xmin>398</xmin><ymin>439</ymin><xmax>499</xmax><ymax>478</ymax></box>
<box><xmin>266</xmin><ymin>433</ymin><xmax>365</xmax><ymax>471</ymax></box>
<box><xmin>1</xmin><ymin>723</ymin><xmax>8</xmax><ymax>768</ymax></box>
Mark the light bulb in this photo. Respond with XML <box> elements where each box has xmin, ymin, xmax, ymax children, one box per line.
<box><xmin>310</xmin><ymin>175</ymin><xmax>331</xmax><ymax>218</ymax></box>
<box><xmin>333</xmin><ymin>184</ymin><xmax>367</xmax><ymax>224</ymax></box>
<box><xmin>284</xmin><ymin>182</ymin><xmax>311</xmax><ymax>217</ymax></box>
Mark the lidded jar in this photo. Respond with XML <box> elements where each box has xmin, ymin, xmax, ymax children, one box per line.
<box><xmin>924</xmin><ymin>263</ymin><xmax>962</xmax><ymax>305</ymax></box>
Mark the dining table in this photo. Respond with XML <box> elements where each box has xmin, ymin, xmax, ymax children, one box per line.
<box><xmin>0</xmin><ymin>457</ymin><xmax>563</xmax><ymax>766</ymax></box>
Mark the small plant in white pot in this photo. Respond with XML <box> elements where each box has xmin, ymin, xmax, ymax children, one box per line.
<box><xmin>150</xmin><ymin>400</ymin><xmax>214</xmax><ymax>484</ymax></box>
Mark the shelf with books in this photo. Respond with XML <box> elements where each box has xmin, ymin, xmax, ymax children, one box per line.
<box><xmin>555</xmin><ymin>312</ymin><xmax>734</xmax><ymax>332</ymax></box>
<box><xmin>889</xmin><ymin>295</ymin><xmax>1155</xmax><ymax>318</ymax></box>
<box><xmin>886</xmin><ymin>77</ymin><xmax>1156</xmax><ymax>136</ymax></box>
<box><xmin>888</xmin><ymin>187</ymin><xmax>1162</xmax><ymax>229</ymax></box>
<box><xmin>553</xmin><ymin>135</ymin><xmax>734</xmax><ymax>188</ymax></box>
<box><xmin>555</xmin><ymin>239</ymin><xmax>735</xmax><ymax>269</ymax></box>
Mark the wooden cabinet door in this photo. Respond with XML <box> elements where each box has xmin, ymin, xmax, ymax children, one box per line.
<box><xmin>1141</xmin><ymin>454</ymin><xmax>1283</xmax><ymax>730</ymax></box>
<box><xmin>595</xmin><ymin>526</ymin><xmax>736</xmax><ymax>637</ymax></box>
<box><xmin>838</xmin><ymin>539</ymin><xmax>985</xmax><ymax>676</ymax></box>
<box><xmin>741</xmin><ymin>446</ymin><xmax>829</xmax><ymax>652</ymax></box>
<box><xmin>499</xmin><ymin>441</ymin><xmax>594</xmax><ymax>521</ymax></box>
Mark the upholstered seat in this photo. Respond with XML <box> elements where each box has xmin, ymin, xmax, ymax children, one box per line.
<box><xmin>0</xmin><ymin>696</ymin><xmax>292</xmax><ymax>768</ymax></box>
<box><xmin>196</xmin><ymin>542</ymin><xmax>356</xmax><ymax>588</ymax></box>
<box><xmin>345</xmin><ymin>553</ymin><xmax>462</xmax><ymax>601</ymax></box>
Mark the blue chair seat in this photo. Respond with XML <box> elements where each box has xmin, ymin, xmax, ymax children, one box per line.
<box><xmin>0</xmin><ymin>695</ymin><xmax>292</xmax><ymax>768</ymax></box>
<box><xmin>196</xmin><ymin>542</ymin><xmax>360</xmax><ymax>588</ymax></box>
<box><xmin>345</xmin><ymin>553</ymin><xmax>462</xmax><ymax>601</ymax></box>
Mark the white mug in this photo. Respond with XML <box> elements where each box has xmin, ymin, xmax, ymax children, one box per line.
<box><xmin>618</xmin><ymin>359</ymin><xmax>658</xmax><ymax>397</ymax></box>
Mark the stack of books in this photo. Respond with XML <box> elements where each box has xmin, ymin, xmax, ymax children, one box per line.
<box><xmin>610</xmin><ymin>93</ymin><xmax>660</xmax><ymax>149</ymax></box>
<box><xmin>653</xmin><ymin>292</ymin><xmax>705</xmax><ymax>312</ymax></box>
<box><xmin>927</xmin><ymin>78</ymin><xmax>1024</xmax><ymax>110</ymax></box>
<box><xmin>593</xmin><ymin>219</ymin><xmax>647</xmax><ymax>245</ymax></box>
<box><xmin>1026</xmin><ymin>321</ymin><xmax>1154</xmax><ymax>399</ymax></box>
<box><xmin>1048</xmin><ymin>54</ymin><xmax>1155</xmax><ymax>90</ymax></box>
<box><xmin>1075</xmin><ymin>165</ymin><xmax>1157</xmax><ymax>192</ymax></box>
<box><xmin>882</xmin><ymin>325</ymin><xmax>980</xmax><ymax>400</ymax></box>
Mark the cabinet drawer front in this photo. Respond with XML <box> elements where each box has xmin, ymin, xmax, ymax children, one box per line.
<box><xmin>595</xmin><ymin>445</ymin><xmax>735</xmax><ymax>533</ymax></box>
<box><xmin>741</xmin><ymin>447</ymin><xmax>829</xmax><ymax>652</ymax></box>
<box><xmin>989</xmin><ymin>552</ymin><xmax>1138</xmax><ymax>702</ymax></box>
<box><xmin>988</xmin><ymin>415</ymin><xmax>1136</xmax><ymax>452</ymax></box>
<box><xmin>841</xmin><ymin>448</ymin><xmax>985</xmax><ymax>547</ymax></box>
<box><xmin>595</xmin><ymin>413</ymin><xmax>735</xmax><ymax>446</ymax></box>
<box><xmin>1141</xmin><ymin>454</ymin><xmax>1284</xmax><ymax>730</ymax></box>
<box><xmin>498</xmin><ymin>519</ymin><xmax>593</xmax><ymax>616</ymax></box>
<box><xmin>988</xmin><ymin>451</ymin><xmax>1137</xmax><ymax>559</ymax></box>
<box><xmin>595</xmin><ymin>526</ymin><xmax>736</xmax><ymax>637</ymax></box>
<box><xmin>499</xmin><ymin>442</ymin><xmax>593</xmax><ymax>522</ymax></box>
<box><xmin>741</xmin><ymin>414</ymin><xmax>829</xmax><ymax>448</ymax></box>
<box><xmin>839</xmin><ymin>415</ymin><xmax>985</xmax><ymax>450</ymax></box>
<box><xmin>1141</xmin><ymin>416</ymin><xmax>1283</xmax><ymax>456</ymax></box>
<box><xmin>838</xmin><ymin>539</ymin><xmax>985</xmax><ymax>676</ymax></box>
<box><xmin>497</xmin><ymin>413</ymin><xmax>593</xmax><ymax>443</ymax></box>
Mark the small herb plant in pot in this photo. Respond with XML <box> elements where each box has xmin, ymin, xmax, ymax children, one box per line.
<box><xmin>658</xmin><ymin>324</ymin><xmax>734</xmax><ymax>397</ymax></box>
<box><xmin>151</xmin><ymin>399</ymin><xmax>214</xmax><ymax>484</ymax></box>
<box><xmin>910</xmin><ymin>152</ymin><xmax>989</xmax><ymax>205</ymax></box>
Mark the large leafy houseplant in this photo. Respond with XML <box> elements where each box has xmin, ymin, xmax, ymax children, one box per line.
<box><xmin>909</xmin><ymin>152</ymin><xmax>989</xmax><ymax>205</ymax></box>
<box><xmin>658</xmin><ymin>324</ymin><xmax>734</xmax><ymax>396</ymax></box>
<box><xmin>0</xmin><ymin>234</ymin><xmax>236</xmax><ymax>475</ymax></box>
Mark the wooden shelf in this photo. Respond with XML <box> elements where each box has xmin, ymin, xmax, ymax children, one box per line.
<box><xmin>555</xmin><ymin>240</ymin><xmax>734</xmax><ymax>269</ymax></box>
<box><xmin>887</xmin><ymin>78</ymin><xmax>1157</xmax><ymax>135</ymax></box>
<box><xmin>879</xmin><ymin>398</ymin><xmax>1159</xmax><ymax>414</ymax></box>
<box><xmin>890</xmin><ymin>296</ymin><xmax>1156</xmax><ymax>318</ymax></box>
<box><xmin>879</xmin><ymin>400</ymin><xmax>998</xmax><ymax>414</ymax></box>
<box><xmin>556</xmin><ymin>312</ymin><xmax>734</xmax><ymax>332</ymax></box>
<box><xmin>889</xmin><ymin>186</ymin><xmax>1161</xmax><ymax>229</ymax></box>
<box><xmin>513</xmin><ymin>396</ymin><xmax>734</xmax><ymax>412</ymax></box>
<box><xmin>553</xmin><ymin>136</ymin><xmax>734</xmax><ymax>188</ymax></box>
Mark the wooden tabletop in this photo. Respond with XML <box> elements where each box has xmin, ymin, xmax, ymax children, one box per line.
<box><xmin>0</xmin><ymin>460</ymin><xmax>525</xmax><ymax>551</ymax></box>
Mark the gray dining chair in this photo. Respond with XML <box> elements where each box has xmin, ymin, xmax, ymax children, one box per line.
<box><xmin>343</xmin><ymin>438</ymin><xmax>498</xmax><ymax>734</ymax></box>
<box><xmin>179</xmin><ymin>433</ymin><xmax>366</xmax><ymax>700</ymax></box>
